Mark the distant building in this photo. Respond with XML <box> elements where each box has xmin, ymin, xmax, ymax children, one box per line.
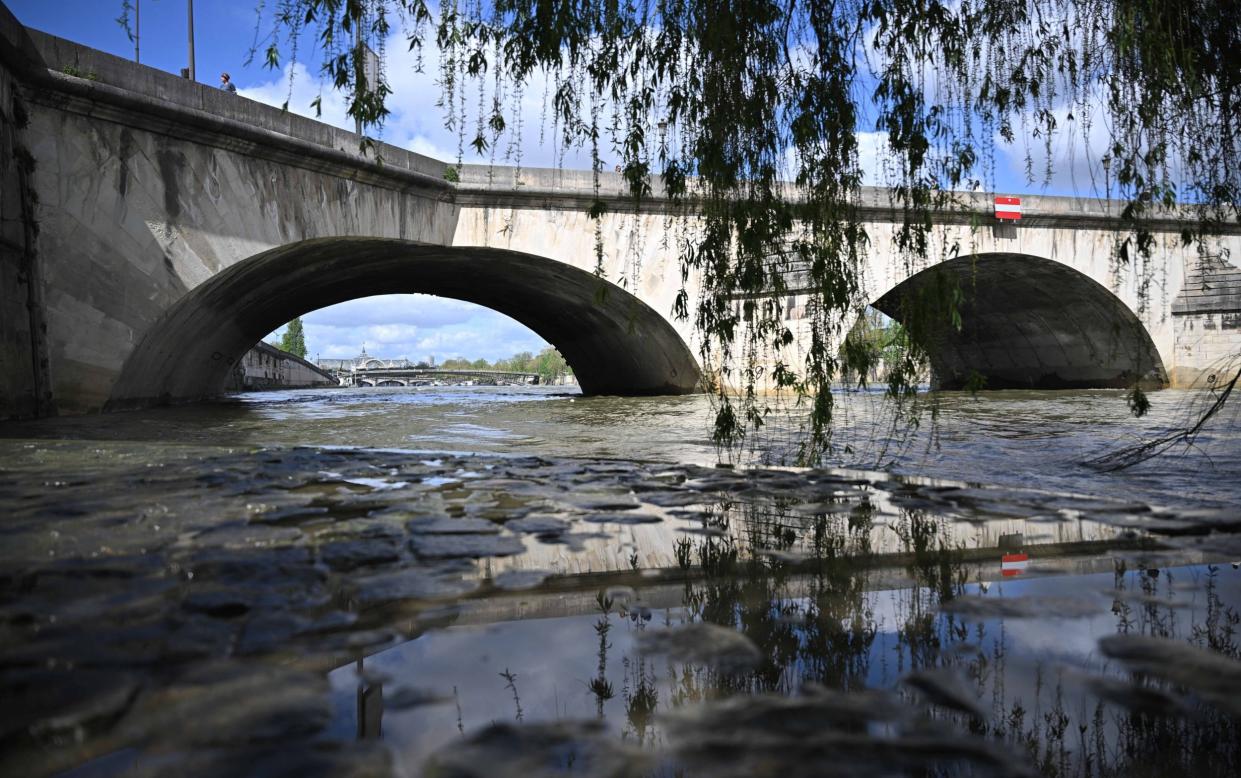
<box><xmin>316</xmin><ymin>345</ymin><xmax>414</xmax><ymax>373</ymax></box>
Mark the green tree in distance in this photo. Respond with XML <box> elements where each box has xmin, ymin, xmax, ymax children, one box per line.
<box><xmin>279</xmin><ymin>317</ymin><xmax>307</xmax><ymax>359</ymax></box>
<box><xmin>243</xmin><ymin>0</ymin><xmax>1240</xmax><ymax>463</ymax></box>
<box><xmin>532</xmin><ymin>347</ymin><xmax>571</xmax><ymax>385</ymax></box>
<box><xmin>429</xmin><ymin>348</ymin><xmax>572</xmax><ymax>385</ymax></box>
<box><xmin>494</xmin><ymin>351</ymin><xmax>535</xmax><ymax>374</ymax></box>
<box><xmin>838</xmin><ymin>310</ymin><xmax>918</xmax><ymax>391</ymax></box>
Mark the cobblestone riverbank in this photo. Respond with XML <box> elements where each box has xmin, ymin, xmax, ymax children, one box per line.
<box><xmin>1</xmin><ymin>440</ymin><xmax>1239</xmax><ymax>776</ymax></box>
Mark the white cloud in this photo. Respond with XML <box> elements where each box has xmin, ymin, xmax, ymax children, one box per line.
<box><xmin>239</xmin><ymin>62</ymin><xmax>352</xmax><ymax>130</ymax></box>
<box><xmin>268</xmin><ymin>294</ymin><xmax>550</xmax><ymax>364</ymax></box>
<box><xmin>856</xmin><ymin>131</ymin><xmax>891</xmax><ymax>187</ymax></box>
<box><xmin>996</xmin><ymin>97</ymin><xmax>1114</xmax><ymax>197</ymax></box>
<box><xmin>238</xmin><ymin>32</ymin><xmax>597</xmax><ymax>170</ymax></box>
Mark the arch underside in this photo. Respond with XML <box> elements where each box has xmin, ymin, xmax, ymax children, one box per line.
<box><xmin>873</xmin><ymin>253</ymin><xmax>1167</xmax><ymax>390</ymax></box>
<box><xmin>108</xmin><ymin>239</ymin><xmax>701</xmax><ymax>408</ymax></box>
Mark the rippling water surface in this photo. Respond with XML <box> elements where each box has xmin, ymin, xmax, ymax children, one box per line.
<box><xmin>6</xmin><ymin>384</ymin><xmax>1238</xmax><ymax>506</ymax></box>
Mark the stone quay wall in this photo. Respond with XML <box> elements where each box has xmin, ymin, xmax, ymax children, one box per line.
<box><xmin>223</xmin><ymin>341</ymin><xmax>338</xmax><ymax>392</ymax></box>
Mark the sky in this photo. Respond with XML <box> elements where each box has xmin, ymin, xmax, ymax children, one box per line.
<box><xmin>10</xmin><ymin>1</ymin><xmax>1112</xmax><ymax>363</ymax></box>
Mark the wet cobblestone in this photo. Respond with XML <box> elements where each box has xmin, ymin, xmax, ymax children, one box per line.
<box><xmin>0</xmin><ymin>440</ymin><xmax>1239</xmax><ymax>776</ymax></box>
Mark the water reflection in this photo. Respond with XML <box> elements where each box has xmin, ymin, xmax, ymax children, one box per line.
<box><xmin>329</xmin><ymin>493</ymin><xmax>1240</xmax><ymax>777</ymax></box>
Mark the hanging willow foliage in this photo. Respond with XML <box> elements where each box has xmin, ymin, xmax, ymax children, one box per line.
<box><xmin>226</xmin><ymin>0</ymin><xmax>1239</xmax><ymax>464</ymax></box>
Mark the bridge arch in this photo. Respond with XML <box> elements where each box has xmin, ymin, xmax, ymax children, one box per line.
<box><xmin>106</xmin><ymin>238</ymin><xmax>701</xmax><ymax>408</ymax></box>
<box><xmin>872</xmin><ymin>253</ymin><xmax>1167</xmax><ymax>390</ymax></box>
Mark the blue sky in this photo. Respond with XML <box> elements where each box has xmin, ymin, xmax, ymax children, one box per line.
<box><xmin>11</xmin><ymin>1</ymin><xmax>1110</xmax><ymax>363</ymax></box>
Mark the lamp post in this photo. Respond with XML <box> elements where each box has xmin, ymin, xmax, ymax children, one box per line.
<box><xmin>354</xmin><ymin>19</ymin><xmax>362</xmax><ymax>136</ymax></box>
<box><xmin>186</xmin><ymin>0</ymin><xmax>196</xmax><ymax>81</ymax></box>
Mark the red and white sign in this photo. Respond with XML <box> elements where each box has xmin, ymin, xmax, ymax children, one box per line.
<box><xmin>1001</xmin><ymin>552</ymin><xmax>1029</xmax><ymax>577</ymax></box>
<box><xmin>994</xmin><ymin>196</ymin><xmax>1022</xmax><ymax>221</ymax></box>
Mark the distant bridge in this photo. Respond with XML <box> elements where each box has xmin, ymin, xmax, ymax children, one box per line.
<box><xmin>339</xmin><ymin>367</ymin><xmax>540</xmax><ymax>387</ymax></box>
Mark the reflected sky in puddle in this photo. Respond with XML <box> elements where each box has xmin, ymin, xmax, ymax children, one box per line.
<box><xmin>328</xmin><ymin>553</ymin><xmax>1241</xmax><ymax>776</ymax></box>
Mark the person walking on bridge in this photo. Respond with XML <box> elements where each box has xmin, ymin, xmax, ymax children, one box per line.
<box><xmin>219</xmin><ymin>72</ymin><xmax>236</xmax><ymax>93</ymax></box>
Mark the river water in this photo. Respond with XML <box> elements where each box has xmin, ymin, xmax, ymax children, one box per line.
<box><xmin>7</xmin><ymin>384</ymin><xmax>1239</xmax><ymax>507</ymax></box>
<box><xmin>2</xmin><ymin>385</ymin><xmax>1239</xmax><ymax>777</ymax></box>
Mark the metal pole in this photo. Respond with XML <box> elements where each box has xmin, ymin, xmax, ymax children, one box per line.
<box><xmin>186</xmin><ymin>0</ymin><xmax>196</xmax><ymax>81</ymax></box>
<box><xmin>354</xmin><ymin>17</ymin><xmax>363</xmax><ymax>136</ymax></box>
<box><xmin>134</xmin><ymin>0</ymin><xmax>140</xmax><ymax>63</ymax></box>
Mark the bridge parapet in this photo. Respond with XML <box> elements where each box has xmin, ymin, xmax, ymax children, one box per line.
<box><xmin>455</xmin><ymin>161</ymin><xmax>1236</xmax><ymax>234</ymax></box>
<box><xmin>25</xmin><ymin>29</ymin><xmax>451</xmax><ymax>188</ymax></box>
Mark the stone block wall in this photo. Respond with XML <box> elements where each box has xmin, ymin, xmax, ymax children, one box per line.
<box><xmin>223</xmin><ymin>341</ymin><xmax>337</xmax><ymax>392</ymax></box>
<box><xmin>1170</xmin><ymin>252</ymin><xmax>1241</xmax><ymax>387</ymax></box>
<box><xmin>1171</xmin><ymin>313</ymin><xmax>1241</xmax><ymax>387</ymax></box>
<box><xmin>0</xmin><ymin>6</ymin><xmax>51</xmax><ymax>419</ymax></box>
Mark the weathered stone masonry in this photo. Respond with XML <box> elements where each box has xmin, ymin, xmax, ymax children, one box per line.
<box><xmin>1172</xmin><ymin>253</ymin><xmax>1241</xmax><ymax>382</ymax></box>
<box><xmin>0</xmin><ymin>4</ymin><xmax>52</xmax><ymax>418</ymax></box>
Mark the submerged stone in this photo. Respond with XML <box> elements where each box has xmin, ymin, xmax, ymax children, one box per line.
<box><xmin>409</xmin><ymin>533</ymin><xmax>525</xmax><ymax>559</ymax></box>
<box><xmin>636</xmin><ymin>622</ymin><xmax>762</xmax><ymax>673</ymax></box>
<box><xmin>384</xmin><ymin>686</ymin><xmax>452</xmax><ymax>710</ymax></box>
<box><xmin>0</xmin><ymin>668</ymin><xmax>140</xmax><ymax>744</ymax></box>
<box><xmin>116</xmin><ymin>662</ymin><xmax>332</xmax><ymax>747</ymax></box>
<box><xmin>581</xmin><ymin>512</ymin><xmax>663</xmax><ymax>525</ymax></box>
<box><xmin>1099</xmin><ymin>634</ymin><xmax>1241</xmax><ymax>715</ymax></box>
<box><xmin>660</xmin><ymin>687</ymin><xmax>1032</xmax><ymax>778</ymax></box>
<box><xmin>424</xmin><ymin>721</ymin><xmax>649</xmax><ymax>778</ymax></box>
<box><xmin>939</xmin><ymin>595</ymin><xmax>1104</xmax><ymax>620</ymax></box>
<box><xmin>118</xmin><ymin>741</ymin><xmax>393</xmax><ymax>778</ymax></box>
<box><xmin>318</xmin><ymin>538</ymin><xmax>402</xmax><ymax>572</ymax></box>
<box><xmin>503</xmin><ymin>516</ymin><xmax>571</xmax><ymax>535</ymax></box>
<box><xmin>349</xmin><ymin>568</ymin><xmax>479</xmax><ymax>606</ymax></box>
<box><xmin>902</xmin><ymin>668</ymin><xmax>987</xmax><ymax>721</ymax></box>
<box><xmin>492</xmin><ymin>569</ymin><xmax>553</xmax><ymax>591</ymax></box>
<box><xmin>407</xmin><ymin>517</ymin><xmax>502</xmax><ymax>534</ymax></box>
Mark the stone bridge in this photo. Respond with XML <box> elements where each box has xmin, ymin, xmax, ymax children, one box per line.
<box><xmin>1</xmin><ymin>5</ymin><xmax>1239</xmax><ymax>419</ymax></box>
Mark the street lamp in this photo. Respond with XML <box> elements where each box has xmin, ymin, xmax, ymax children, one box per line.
<box><xmin>186</xmin><ymin>0</ymin><xmax>195</xmax><ymax>81</ymax></box>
